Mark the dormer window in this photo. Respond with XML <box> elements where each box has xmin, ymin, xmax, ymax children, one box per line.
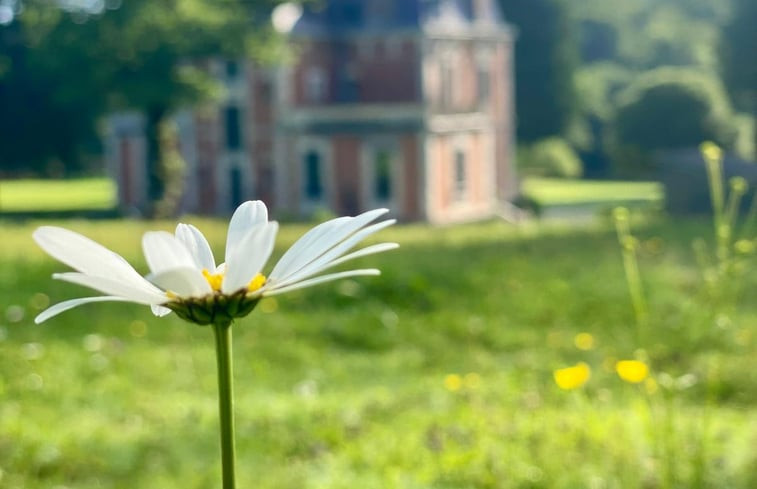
<box><xmin>305</xmin><ymin>66</ymin><xmax>327</xmax><ymax>103</ymax></box>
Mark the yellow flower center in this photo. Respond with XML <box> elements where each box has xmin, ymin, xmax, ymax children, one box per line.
<box><xmin>202</xmin><ymin>269</ymin><xmax>224</xmax><ymax>292</ymax></box>
<box><xmin>201</xmin><ymin>269</ymin><xmax>266</xmax><ymax>294</ymax></box>
<box><xmin>248</xmin><ymin>273</ymin><xmax>266</xmax><ymax>292</ymax></box>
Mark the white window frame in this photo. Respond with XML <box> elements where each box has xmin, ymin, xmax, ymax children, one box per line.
<box><xmin>360</xmin><ymin>137</ymin><xmax>402</xmax><ymax>213</ymax></box>
<box><xmin>297</xmin><ymin>137</ymin><xmax>332</xmax><ymax>213</ymax></box>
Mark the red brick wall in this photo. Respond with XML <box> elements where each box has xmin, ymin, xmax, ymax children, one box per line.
<box><xmin>401</xmin><ymin>134</ymin><xmax>420</xmax><ymax>220</ymax></box>
<box><xmin>293</xmin><ymin>42</ymin><xmax>333</xmax><ymax>106</ymax></box>
<box><xmin>249</xmin><ymin>70</ymin><xmax>275</xmax><ymax>205</ymax></box>
<box><xmin>332</xmin><ymin>136</ymin><xmax>361</xmax><ymax>215</ymax></box>
<box><xmin>194</xmin><ymin>112</ymin><xmax>218</xmax><ymax>213</ymax></box>
<box><xmin>292</xmin><ymin>39</ymin><xmax>419</xmax><ymax>106</ymax></box>
<box><xmin>359</xmin><ymin>40</ymin><xmax>419</xmax><ymax>103</ymax></box>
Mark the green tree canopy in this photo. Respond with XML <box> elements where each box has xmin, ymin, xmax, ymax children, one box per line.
<box><xmin>0</xmin><ymin>0</ymin><xmax>281</xmax><ymax>184</ymax></box>
<box><xmin>498</xmin><ymin>0</ymin><xmax>577</xmax><ymax>142</ymax></box>
<box><xmin>614</xmin><ymin>68</ymin><xmax>736</xmax><ymax>151</ymax></box>
<box><xmin>721</xmin><ymin>0</ymin><xmax>757</xmax><ymax>153</ymax></box>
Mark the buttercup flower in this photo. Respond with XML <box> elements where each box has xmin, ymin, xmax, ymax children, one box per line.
<box><xmin>553</xmin><ymin>362</ymin><xmax>591</xmax><ymax>390</ymax></box>
<box><xmin>615</xmin><ymin>360</ymin><xmax>649</xmax><ymax>384</ymax></box>
<box><xmin>33</xmin><ymin>201</ymin><xmax>398</xmax><ymax>325</ymax></box>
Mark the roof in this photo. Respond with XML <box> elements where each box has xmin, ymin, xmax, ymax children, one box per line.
<box><xmin>291</xmin><ymin>0</ymin><xmax>508</xmax><ymax>37</ymax></box>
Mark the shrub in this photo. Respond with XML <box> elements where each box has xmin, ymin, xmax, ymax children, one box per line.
<box><xmin>613</xmin><ymin>68</ymin><xmax>737</xmax><ymax>150</ymax></box>
<box><xmin>518</xmin><ymin>138</ymin><xmax>583</xmax><ymax>178</ymax></box>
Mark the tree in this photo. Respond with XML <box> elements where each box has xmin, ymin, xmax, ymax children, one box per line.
<box><xmin>498</xmin><ymin>0</ymin><xmax>577</xmax><ymax>142</ymax></box>
<box><xmin>721</xmin><ymin>0</ymin><xmax>757</xmax><ymax>154</ymax></box>
<box><xmin>0</xmin><ymin>18</ymin><xmax>100</xmax><ymax>176</ymax></box>
<box><xmin>0</xmin><ymin>0</ymin><xmax>281</xmax><ymax>211</ymax></box>
<box><xmin>614</xmin><ymin>68</ymin><xmax>736</xmax><ymax>151</ymax></box>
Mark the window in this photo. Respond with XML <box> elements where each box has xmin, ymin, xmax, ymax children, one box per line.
<box><xmin>454</xmin><ymin>149</ymin><xmax>466</xmax><ymax>199</ymax></box>
<box><xmin>304</xmin><ymin>150</ymin><xmax>323</xmax><ymax>200</ymax></box>
<box><xmin>224</xmin><ymin>106</ymin><xmax>241</xmax><ymax>150</ymax></box>
<box><xmin>337</xmin><ymin>64</ymin><xmax>360</xmax><ymax>103</ymax></box>
<box><xmin>374</xmin><ymin>150</ymin><xmax>392</xmax><ymax>202</ymax></box>
<box><xmin>305</xmin><ymin>67</ymin><xmax>327</xmax><ymax>103</ymax></box>
<box><xmin>441</xmin><ymin>61</ymin><xmax>454</xmax><ymax>109</ymax></box>
<box><xmin>478</xmin><ymin>66</ymin><xmax>490</xmax><ymax>105</ymax></box>
<box><xmin>225</xmin><ymin>60</ymin><xmax>239</xmax><ymax>79</ymax></box>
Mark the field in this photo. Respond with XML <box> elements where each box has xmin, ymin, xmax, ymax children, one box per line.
<box><xmin>0</xmin><ymin>214</ymin><xmax>755</xmax><ymax>488</ymax></box>
<box><xmin>0</xmin><ymin>177</ymin><xmax>661</xmax><ymax>216</ymax></box>
<box><xmin>521</xmin><ymin>178</ymin><xmax>663</xmax><ymax>206</ymax></box>
<box><xmin>0</xmin><ymin>178</ymin><xmax>115</xmax><ymax>212</ymax></box>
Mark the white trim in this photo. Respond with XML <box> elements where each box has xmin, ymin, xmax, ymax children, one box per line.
<box><xmin>428</xmin><ymin>112</ymin><xmax>491</xmax><ymax>132</ymax></box>
<box><xmin>282</xmin><ymin>103</ymin><xmax>425</xmax><ymax>127</ymax></box>
<box><xmin>484</xmin><ymin>130</ymin><xmax>498</xmax><ymax>208</ymax></box>
<box><xmin>359</xmin><ymin>137</ymin><xmax>403</xmax><ymax>215</ymax></box>
<box><xmin>423</xmin><ymin>132</ymin><xmax>435</xmax><ymax>222</ymax></box>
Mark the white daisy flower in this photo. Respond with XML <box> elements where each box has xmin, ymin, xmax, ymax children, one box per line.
<box><xmin>33</xmin><ymin>201</ymin><xmax>398</xmax><ymax>325</ymax></box>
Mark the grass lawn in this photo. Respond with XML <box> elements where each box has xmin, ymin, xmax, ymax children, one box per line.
<box><xmin>522</xmin><ymin>177</ymin><xmax>664</xmax><ymax>207</ymax></box>
<box><xmin>0</xmin><ymin>178</ymin><xmax>116</xmax><ymax>212</ymax></box>
<box><xmin>0</xmin><ymin>216</ymin><xmax>755</xmax><ymax>488</ymax></box>
<box><xmin>0</xmin><ymin>176</ymin><xmax>661</xmax><ymax>215</ymax></box>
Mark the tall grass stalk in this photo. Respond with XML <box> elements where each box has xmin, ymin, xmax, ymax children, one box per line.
<box><xmin>612</xmin><ymin>207</ymin><xmax>648</xmax><ymax>340</ymax></box>
<box><xmin>739</xmin><ymin>189</ymin><xmax>757</xmax><ymax>239</ymax></box>
<box><xmin>701</xmin><ymin>142</ymin><xmax>728</xmax><ymax>262</ymax></box>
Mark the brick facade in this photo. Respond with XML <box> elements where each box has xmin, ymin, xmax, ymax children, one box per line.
<box><xmin>108</xmin><ymin>0</ymin><xmax>517</xmax><ymax>223</ymax></box>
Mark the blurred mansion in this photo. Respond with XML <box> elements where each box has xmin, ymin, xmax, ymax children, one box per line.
<box><xmin>106</xmin><ymin>0</ymin><xmax>517</xmax><ymax>223</ymax></box>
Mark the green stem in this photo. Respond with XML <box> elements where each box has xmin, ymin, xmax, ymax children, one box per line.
<box><xmin>213</xmin><ymin>321</ymin><xmax>236</xmax><ymax>489</ymax></box>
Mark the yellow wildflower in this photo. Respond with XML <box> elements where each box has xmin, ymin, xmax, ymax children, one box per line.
<box><xmin>700</xmin><ymin>141</ymin><xmax>722</xmax><ymax>162</ymax></box>
<box><xmin>574</xmin><ymin>333</ymin><xmax>596</xmax><ymax>351</ymax></box>
<box><xmin>553</xmin><ymin>362</ymin><xmax>591</xmax><ymax>390</ymax></box>
<box><xmin>444</xmin><ymin>374</ymin><xmax>462</xmax><ymax>392</ymax></box>
<box><xmin>615</xmin><ymin>360</ymin><xmax>649</xmax><ymax>383</ymax></box>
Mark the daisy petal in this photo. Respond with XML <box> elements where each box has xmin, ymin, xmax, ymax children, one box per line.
<box><xmin>270</xmin><ymin>219</ymin><xmax>395</xmax><ymax>288</ymax></box>
<box><xmin>262</xmin><ymin>269</ymin><xmax>380</xmax><ymax>296</ymax></box>
<box><xmin>33</xmin><ymin>226</ymin><xmax>148</xmax><ymax>285</ymax></box>
<box><xmin>269</xmin><ymin>208</ymin><xmax>389</xmax><ymax>281</ymax></box>
<box><xmin>35</xmin><ymin>296</ymin><xmax>133</xmax><ymax>324</ymax></box>
<box><xmin>226</xmin><ymin>201</ymin><xmax>269</xmax><ymax>261</ymax></box>
<box><xmin>53</xmin><ymin>272</ymin><xmax>169</xmax><ymax>305</ymax></box>
<box><xmin>142</xmin><ymin>231</ymin><xmax>196</xmax><ymax>275</ymax></box>
<box><xmin>222</xmin><ymin>221</ymin><xmax>279</xmax><ymax>294</ymax></box>
<box><xmin>151</xmin><ymin>305</ymin><xmax>173</xmax><ymax>317</ymax></box>
<box><xmin>147</xmin><ymin>267</ymin><xmax>213</xmax><ymax>297</ymax></box>
<box><xmin>267</xmin><ymin>217</ymin><xmax>350</xmax><ymax>280</ymax></box>
<box><xmin>175</xmin><ymin>223</ymin><xmax>216</xmax><ymax>271</ymax></box>
<box><xmin>318</xmin><ymin>242</ymin><xmax>400</xmax><ymax>270</ymax></box>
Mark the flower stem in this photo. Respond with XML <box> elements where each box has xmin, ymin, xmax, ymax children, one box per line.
<box><xmin>212</xmin><ymin>320</ymin><xmax>236</xmax><ymax>489</ymax></box>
